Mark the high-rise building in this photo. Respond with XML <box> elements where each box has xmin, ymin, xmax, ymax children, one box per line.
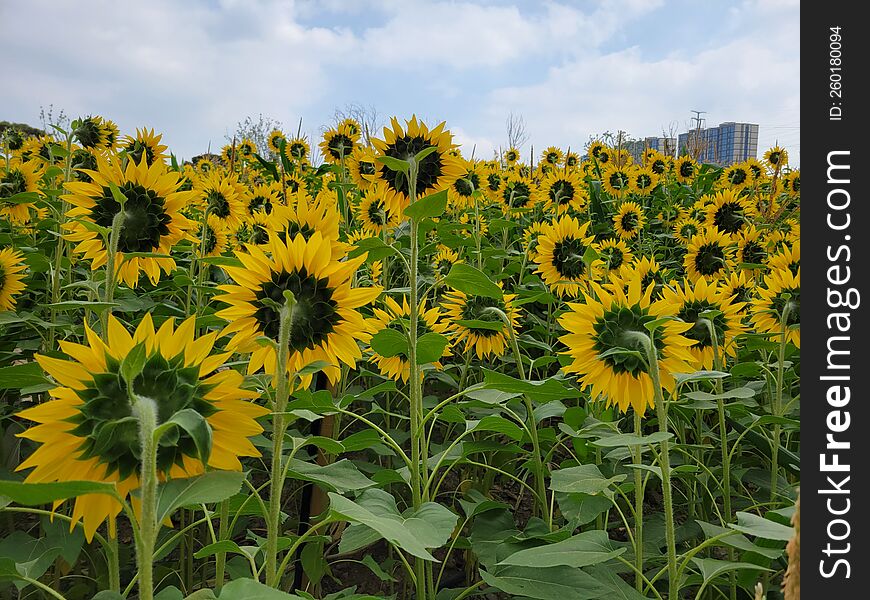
<box><xmin>626</xmin><ymin>136</ymin><xmax>677</xmax><ymax>162</ymax></box>
<box><xmin>677</xmin><ymin>122</ymin><xmax>759</xmax><ymax>166</ymax></box>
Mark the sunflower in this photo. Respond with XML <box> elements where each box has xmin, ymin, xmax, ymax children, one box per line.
<box><xmin>442</xmin><ymin>286</ymin><xmax>521</xmax><ymax>359</ymax></box>
<box><xmin>764</xmin><ymin>146</ymin><xmax>789</xmax><ymax>170</ymax></box>
<box><xmin>541</xmin><ymin>146</ymin><xmax>564</xmax><ymax>166</ymax></box>
<box><xmin>0</xmin><ymin>248</ymin><xmax>27</xmax><ymax>312</ymax></box>
<box><xmin>535</xmin><ymin>215</ymin><xmax>601</xmax><ymax>297</ymax></box>
<box><xmin>122</xmin><ymin>128</ymin><xmax>168</xmax><ymax>167</ymax></box>
<box><xmin>722</xmin><ymin>163</ymin><xmax>751</xmax><ymax>191</ymax></box>
<box><xmin>536</xmin><ymin>170</ymin><xmax>586</xmax><ymax>214</ymax></box>
<box><xmin>769</xmin><ymin>240</ymin><xmax>800</xmax><ymax>276</ymax></box>
<box><xmin>237</xmin><ymin>139</ymin><xmax>256</xmax><ymax>161</ymax></box>
<box><xmin>565</xmin><ymin>151</ymin><xmax>580</xmax><ymax>168</ymax></box>
<box><xmin>448</xmin><ymin>161</ymin><xmax>483</xmax><ymax>211</ymax></box>
<box><xmin>683</xmin><ymin>227</ymin><xmax>736</xmax><ymax>282</ymax></box>
<box><xmin>371</xmin><ymin>116</ymin><xmax>465</xmax><ymax>215</ymax></box>
<box><xmin>63</xmin><ymin>154</ymin><xmax>195</xmax><ymax>287</ymax></box>
<box><xmin>357</xmin><ymin>190</ymin><xmax>399</xmax><ymax>235</ymax></box>
<box><xmin>597</xmin><ymin>238</ymin><xmax>634</xmax><ymax>274</ymax></box>
<box><xmin>243</xmin><ymin>183</ymin><xmax>282</xmax><ymax>218</ymax></box>
<box><xmin>659</xmin><ymin>278</ymin><xmax>746</xmax><ymax>369</ymax></box>
<box><xmin>0</xmin><ymin>158</ymin><xmax>42</xmax><ymax>225</ymax></box>
<box><xmin>15</xmin><ymin>314</ymin><xmax>268</xmax><ymax>542</ymax></box>
<box><xmin>274</xmin><ymin>191</ymin><xmax>343</xmax><ymax>255</ymax></box>
<box><xmin>783</xmin><ymin>169</ymin><xmax>800</xmax><ymax>198</ymax></box>
<box><xmin>675</xmin><ymin>156</ymin><xmax>698</xmax><ymax>184</ymax></box>
<box><xmin>195</xmin><ymin>171</ymin><xmax>246</xmax><ymax>230</ymax></box>
<box><xmin>611</xmin><ymin>149</ymin><xmax>633</xmax><ymax>168</ymax></box>
<box><xmin>704</xmin><ymin>189</ymin><xmax>756</xmax><ymax>235</ymax></box>
<box><xmin>499</xmin><ymin>173</ymin><xmax>536</xmax><ymax>214</ymax></box>
<box><xmin>433</xmin><ymin>246</ymin><xmax>461</xmax><ymax>282</ymax></box>
<box><xmin>601</xmin><ymin>165</ymin><xmax>631</xmax><ymax>197</ymax></box>
<box><xmin>20</xmin><ymin>135</ymin><xmax>62</xmax><ymax>165</ymax></box>
<box><xmin>630</xmin><ymin>166</ymin><xmax>659</xmax><ymax>195</ymax></box>
<box><xmin>196</xmin><ymin>158</ymin><xmax>215</xmax><ymax>175</ymax></box>
<box><xmin>613</xmin><ymin>201</ymin><xmax>645</xmax><ymax>240</ymax></box>
<box><xmin>503</xmin><ymin>147</ymin><xmax>521</xmax><ymax>166</ymax></box>
<box><xmin>73</xmin><ymin>116</ymin><xmax>115</xmax><ymax>151</ymax></box>
<box><xmin>370</xmin><ymin>296</ymin><xmax>452</xmax><ymax>382</ymax></box>
<box><xmin>337</xmin><ymin>118</ymin><xmax>362</xmax><ymax>139</ymax></box>
<box><xmin>283</xmin><ymin>137</ymin><xmax>311</xmax><ymax>164</ymax></box>
<box><xmin>619</xmin><ymin>256</ymin><xmax>665</xmax><ymax>300</ymax></box>
<box><xmin>720</xmin><ymin>271</ymin><xmax>754</xmax><ymax>305</ymax></box>
<box><xmin>751</xmin><ymin>267</ymin><xmax>800</xmax><ymax>348</ymax></box>
<box><xmin>587</xmin><ymin>141</ymin><xmax>607</xmax><ymax>161</ymax></box>
<box><xmin>743</xmin><ymin>158</ymin><xmax>766</xmax><ymax>183</ymax></box>
<box><xmin>267</xmin><ymin>129</ymin><xmax>287</xmax><ymax>155</ymax></box>
<box><xmin>480</xmin><ymin>164</ymin><xmax>504</xmax><ymax>204</ymax></box>
<box><xmin>215</xmin><ymin>232</ymin><xmax>382</xmax><ymax>386</ymax></box>
<box><xmin>735</xmin><ymin>225</ymin><xmax>767</xmax><ymax>270</ymax></box>
<box><xmin>458</xmin><ymin>211</ymin><xmax>488</xmax><ymax>236</ymax></box>
<box><xmin>220</xmin><ymin>144</ymin><xmax>236</xmax><ymax>166</ymax></box>
<box><xmin>645</xmin><ymin>152</ymin><xmax>671</xmax><ymax>177</ymax></box>
<box><xmin>192</xmin><ymin>214</ymin><xmax>230</xmax><ymax>258</ymax></box>
<box><xmin>673</xmin><ymin>217</ymin><xmax>702</xmax><ymax>245</ymax></box>
<box><xmin>347</xmin><ymin>146</ymin><xmax>379</xmax><ymax>190</ymax></box>
<box><xmin>320</xmin><ymin>123</ymin><xmax>360</xmax><ymax>164</ymax></box>
<box><xmin>558</xmin><ymin>276</ymin><xmax>697</xmax><ymax>414</ymax></box>
<box><xmin>245</xmin><ymin>210</ymin><xmax>287</xmax><ymax>246</ymax></box>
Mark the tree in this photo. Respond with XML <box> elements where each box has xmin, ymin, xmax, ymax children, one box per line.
<box><xmin>505</xmin><ymin>111</ymin><xmax>529</xmax><ymax>150</ymax></box>
<box><xmin>333</xmin><ymin>103</ymin><xmax>384</xmax><ymax>148</ymax></box>
<box><xmin>228</xmin><ymin>113</ymin><xmax>284</xmax><ymax>159</ymax></box>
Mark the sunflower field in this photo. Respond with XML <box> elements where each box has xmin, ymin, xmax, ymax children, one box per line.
<box><xmin>0</xmin><ymin>116</ymin><xmax>799</xmax><ymax>600</ymax></box>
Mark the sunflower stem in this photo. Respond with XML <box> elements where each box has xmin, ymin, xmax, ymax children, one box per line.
<box><xmin>107</xmin><ymin>525</ymin><xmax>120</xmax><ymax>593</ymax></box>
<box><xmin>214</xmin><ymin>499</ymin><xmax>230</xmax><ymax>593</ymax></box>
<box><xmin>48</xmin><ymin>130</ymin><xmax>74</xmax><ymax>352</ymax></box>
<box><xmin>633</xmin><ymin>411</ymin><xmax>644</xmax><ymax>593</ymax></box>
<box><xmin>101</xmin><ymin>209</ymin><xmax>125</xmax><ymax>335</ymax></box>
<box><xmin>132</xmin><ymin>396</ymin><xmax>159</xmax><ymax>600</ymax></box>
<box><xmin>265</xmin><ymin>291</ymin><xmax>296</xmax><ymax>587</ymax></box>
<box><xmin>770</xmin><ymin>302</ymin><xmax>792</xmax><ymax>505</ymax></box>
<box><xmin>405</xmin><ymin>158</ymin><xmax>432</xmax><ymax>600</ymax></box>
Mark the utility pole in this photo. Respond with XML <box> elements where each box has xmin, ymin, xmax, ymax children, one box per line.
<box><xmin>690</xmin><ymin>110</ymin><xmax>707</xmax><ymax>161</ymax></box>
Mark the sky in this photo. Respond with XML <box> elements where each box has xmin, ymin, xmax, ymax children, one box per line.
<box><xmin>1</xmin><ymin>0</ymin><xmax>799</xmax><ymax>166</ymax></box>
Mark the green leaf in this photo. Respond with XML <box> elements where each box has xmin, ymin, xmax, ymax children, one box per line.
<box><xmin>416</xmin><ymin>332</ymin><xmax>448</xmax><ymax>364</ymax></box>
<box><xmin>590</xmin><ymin>431</ymin><xmax>673</xmax><ymax>447</ymax></box>
<box><xmin>729</xmin><ymin>512</ymin><xmax>794</xmax><ymax>541</ymax></box>
<box><xmin>0</xmin><ymin>362</ymin><xmax>50</xmax><ymax>390</ymax></box>
<box><xmin>455</xmin><ymin>319</ymin><xmax>504</xmax><ymax>331</ymax></box>
<box><xmin>193</xmin><ymin>540</ymin><xmax>246</xmax><ymax>560</ymax></box>
<box><xmin>479</xmin><ymin>369</ymin><xmax>582</xmax><ymax>403</ymax></box>
<box><xmin>549</xmin><ymin>464</ymin><xmax>625</xmax><ymax>496</ymax></box>
<box><xmin>0</xmin><ymin>191</ymin><xmax>40</xmax><ymax>205</ymax></box>
<box><xmin>498</xmin><ymin>530</ymin><xmax>625</xmax><ymax>568</ymax></box>
<box><xmin>674</xmin><ymin>370</ymin><xmax>730</xmax><ymax>384</ymax></box>
<box><xmin>120</xmin><ymin>342</ymin><xmax>148</xmax><ymax>388</ymax></box>
<box><xmin>413</xmin><ymin>145</ymin><xmax>438</xmax><ymax>163</ymax></box>
<box><xmin>329</xmin><ymin>489</ymin><xmax>457</xmax><ymax>561</ymax></box>
<box><xmin>284</xmin><ymin>458</ymin><xmax>376</xmax><ymax>493</ymax></box>
<box><xmin>46</xmin><ymin>301</ymin><xmax>120</xmax><ymax>312</ymax></box>
<box><xmin>108</xmin><ymin>181</ymin><xmax>127</xmax><ymax>207</ymax></box>
<box><xmin>155</xmin><ymin>471</ymin><xmax>245</xmax><ymax>525</ymax></box>
<box><xmin>155</xmin><ymin>409</ymin><xmax>213</xmax><ymax>465</ymax></box>
<box><xmin>347</xmin><ymin>236</ymin><xmax>400</xmax><ymax>262</ymax></box>
<box><xmin>376</xmin><ymin>155</ymin><xmax>410</xmax><ymax>173</ymax></box>
<box><xmin>359</xmin><ymin>554</ymin><xmax>397</xmax><ymax>582</ymax></box>
<box><xmin>217</xmin><ymin>578</ymin><xmax>306</xmax><ymax>598</ymax></box>
<box><xmin>696</xmin><ymin>521</ymin><xmax>784</xmax><ymax>560</ymax></box>
<box><xmin>479</xmin><ymin>565</ymin><xmax>610</xmax><ymax>600</ymax></box>
<box><xmin>585</xmin><ymin>565</ymin><xmax>649</xmax><ymax>600</ymax></box>
<box><xmin>443</xmin><ymin>263</ymin><xmax>503</xmax><ymax>299</ymax></box>
<box><xmin>404</xmin><ymin>189</ymin><xmax>447</xmax><ymax>220</ymax></box>
<box><xmin>0</xmin><ymin>480</ymin><xmax>118</xmax><ymax>506</ymax></box>
<box><xmin>467</xmin><ymin>416</ymin><xmax>524</xmax><ymax>441</ymax></box>
<box><xmin>92</xmin><ymin>592</ymin><xmax>127</xmax><ymax>600</ymax></box>
<box><xmin>370</xmin><ymin>329</ymin><xmax>408</xmax><ymax>358</ymax></box>
<box><xmin>691</xmin><ymin>557</ymin><xmax>771</xmax><ymax>584</ymax></box>
<box><xmin>683</xmin><ymin>387</ymin><xmax>756</xmax><ymax>401</ymax></box>
<box><xmin>555</xmin><ymin>493</ymin><xmax>613</xmax><ymax>527</ymax></box>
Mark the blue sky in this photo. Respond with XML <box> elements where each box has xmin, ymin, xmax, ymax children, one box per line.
<box><xmin>1</xmin><ymin>0</ymin><xmax>799</xmax><ymax>165</ymax></box>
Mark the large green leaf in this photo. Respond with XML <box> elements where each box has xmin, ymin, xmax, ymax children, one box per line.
<box><xmin>155</xmin><ymin>471</ymin><xmax>245</xmax><ymax>524</ymax></box>
<box><xmin>155</xmin><ymin>409</ymin><xmax>213</xmax><ymax>465</ymax></box>
<box><xmin>497</xmin><ymin>530</ymin><xmax>625</xmax><ymax>568</ymax></box>
<box><xmin>590</xmin><ymin>431</ymin><xmax>672</xmax><ymax>447</ymax></box>
<box><xmin>729</xmin><ymin>512</ymin><xmax>794</xmax><ymax>541</ymax></box>
<box><xmin>404</xmin><ymin>189</ymin><xmax>448</xmax><ymax>220</ymax></box>
<box><xmin>479</xmin><ymin>369</ymin><xmax>582</xmax><ymax>403</ymax></box>
<box><xmin>284</xmin><ymin>458</ymin><xmax>376</xmax><ymax>493</ymax></box>
<box><xmin>691</xmin><ymin>557</ymin><xmax>771</xmax><ymax>584</ymax></box>
<box><xmin>0</xmin><ymin>363</ymin><xmax>50</xmax><ymax>390</ymax></box>
<box><xmin>369</xmin><ymin>329</ymin><xmax>408</xmax><ymax>358</ymax></box>
<box><xmin>217</xmin><ymin>577</ymin><xmax>306</xmax><ymax>598</ymax></box>
<box><xmin>549</xmin><ymin>464</ymin><xmax>626</xmax><ymax>496</ymax></box>
<box><xmin>479</xmin><ymin>565</ymin><xmax>610</xmax><ymax>600</ymax></box>
<box><xmin>0</xmin><ymin>480</ymin><xmax>118</xmax><ymax>505</ymax></box>
<box><xmin>329</xmin><ymin>489</ymin><xmax>457</xmax><ymax>561</ymax></box>
<box><xmin>416</xmin><ymin>332</ymin><xmax>449</xmax><ymax>364</ymax></box>
<box><xmin>443</xmin><ymin>263</ymin><xmax>503</xmax><ymax>299</ymax></box>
